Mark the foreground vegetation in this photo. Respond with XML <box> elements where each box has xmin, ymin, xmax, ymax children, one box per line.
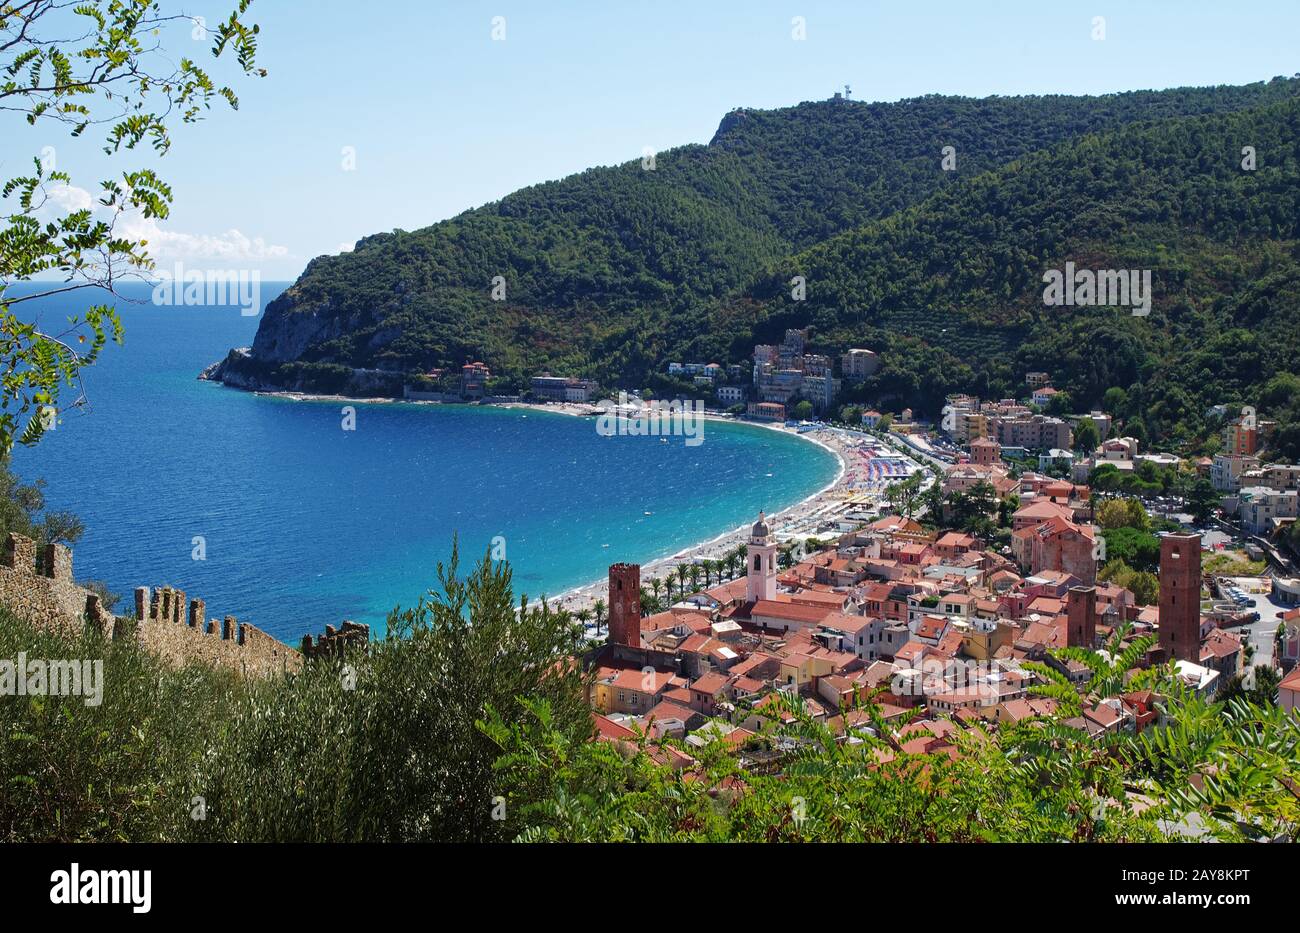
<box><xmin>0</xmin><ymin>548</ymin><xmax>588</xmax><ymax>842</ymax></box>
<box><xmin>1</xmin><ymin>548</ymin><xmax>1296</xmax><ymax>843</ymax></box>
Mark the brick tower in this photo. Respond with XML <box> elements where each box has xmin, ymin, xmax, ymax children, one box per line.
<box><xmin>608</xmin><ymin>562</ymin><xmax>641</xmax><ymax>648</ymax></box>
<box><xmin>1158</xmin><ymin>534</ymin><xmax>1202</xmax><ymax>662</ymax></box>
<box><xmin>1066</xmin><ymin>585</ymin><xmax>1097</xmax><ymax>649</ymax></box>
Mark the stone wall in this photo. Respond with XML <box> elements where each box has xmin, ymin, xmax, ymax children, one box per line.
<box><xmin>131</xmin><ymin>584</ymin><xmax>302</xmax><ymax>677</ymax></box>
<box><xmin>0</xmin><ymin>532</ymin><xmax>301</xmax><ymax>677</ymax></box>
<box><xmin>0</xmin><ymin>534</ymin><xmax>96</xmax><ymax>638</ymax></box>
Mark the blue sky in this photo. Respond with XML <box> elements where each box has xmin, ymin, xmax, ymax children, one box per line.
<box><xmin>6</xmin><ymin>0</ymin><xmax>1299</xmax><ymax>280</ymax></box>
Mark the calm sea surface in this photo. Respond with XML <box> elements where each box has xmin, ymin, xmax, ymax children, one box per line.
<box><xmin>10</xmin><ymin>283</ymin><xmax>838</xmax><ymax>642</ymax></box>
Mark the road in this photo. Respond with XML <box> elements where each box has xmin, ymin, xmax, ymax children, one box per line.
<box><xmin>1236</xmin><ymin>585</ymin><xmax>1286</xmax><ymax>670</ymax></box>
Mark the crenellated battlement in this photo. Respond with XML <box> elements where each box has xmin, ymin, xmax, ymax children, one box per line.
<box><xmin>0</xmin><ymin>533</ymin><xmax>76</xmax><ymax>584</ymax></box>
<box><xmin>0</xmin><ymin>533</ymin><xmax>88</xmax><ymax>638</ymax></box>
<box><xmin>129</xmin><ymin>583</ymin><xmax>301</xmax><ymax>676</ymax></box>
<box><xmin>0</xmin><ymin>532</ymin><xmax>377</xmax><ymax>678</ymax></box>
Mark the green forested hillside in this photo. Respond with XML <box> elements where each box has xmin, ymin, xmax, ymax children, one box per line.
<box><xmin>217</xmin><ymin>77</ymin><xmax>1300</xmax><ymax>453</ymax></box>
<box><xmin>720</xmin><ymin>94</ymin><xmax>1300</xmax><ymax>454</ymax></box>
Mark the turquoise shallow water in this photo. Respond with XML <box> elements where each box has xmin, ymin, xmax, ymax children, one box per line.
<box><xmin>10</xmin><ymin>283</ymin><xmax>838</xmax><ymax>643</ymax></box>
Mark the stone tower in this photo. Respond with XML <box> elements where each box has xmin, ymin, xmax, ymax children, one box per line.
<box><xmin>608</xmin><ymin>562</ymin><xmax>641</xmax><ymax>648</ymax></box>
<box><xmin>746</xmin><ymin>512</ymin><xmax>778</xmax><ymax>604</ymax></box>
<box><xmin>1066</xmin><ymin>585</ymin><xmax>1097</xmax><ymax>649</ymax></box>
<box><xmin>1158</xmin><ymin>533</ymin><xmax>1202</xmax><ymax>663</ymax></box>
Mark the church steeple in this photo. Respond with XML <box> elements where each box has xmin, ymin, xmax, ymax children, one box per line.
<box><xmin>746</xmin><ymin>511</ymin><xmax>778</xmax><ymax>603</ymax></box>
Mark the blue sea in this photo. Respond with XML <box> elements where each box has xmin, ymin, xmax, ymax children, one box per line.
<box><xmin>10</xmin><ymin>283</ymin><xmax>838</xmax><ymax>643</ymax></box>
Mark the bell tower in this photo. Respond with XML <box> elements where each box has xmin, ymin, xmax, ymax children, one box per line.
<box><xmin>746</xmin><ymin>511</ymin><xmax>778</xmax><ymax>603</ymax></box>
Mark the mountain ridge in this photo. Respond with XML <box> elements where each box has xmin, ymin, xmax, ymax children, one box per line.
<box><xmin>207</xmin><ymin>77</ymin><xmax>1300</xmax><ymax>454</ymax></box>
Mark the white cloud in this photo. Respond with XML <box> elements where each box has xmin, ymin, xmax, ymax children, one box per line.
<box><xmin>44</xmin><ymin>183</ymin><xmax>95</xmax><ymax>213</ymax></box>
<box><xmin>35</xmin><ymin>183</ymin><xmax>291</xmax><ymax>266</ymax></box>
<box><xmin>119</xmin><ymin>214</ymin><xmax>290</xmax><ymax>264</ymax></box>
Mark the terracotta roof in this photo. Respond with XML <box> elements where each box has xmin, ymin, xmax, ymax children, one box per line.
<box><xmin>1083</xmin><ymin>703</ymin><xmax>1122</xmax><ymax>729</ymax></box>
<box><xmin>691</xmin><ymin>671</ymin><xmax>730</xmax><ymax>695</ymax></box>
<box><xmin>751</xmin><ymin>600</ymin><xmax>833</xmax><ymax>624</ymax></box>
<box><xmin>706</xmin><ymin>578</ymin><xmax>750</xmax><ymax>602</ymax></box>
<box><xmin>608</xmin><ymin>668</ymin><xmax>674</xmax><ymax>692</ymax></box>
<box><xmin>1014</xmin><ymin>500</ymin><xmax>1075</xmax><ymax>522</ymax></box>
<box><xmin>1200</xmin><ymin>629</ymin><xmax>1243</xmax><ymax>662</ymax></box>
<box><xmin>662</xmin><ymin>686</ymin><xmax>694</xmax><ymax>706</ymax></box>
<box><xmin>895</xmin><ymin>640</ymin><xmax>929</xmax><ymax>662</ymax></box>
<box><xmin>789</xmin><ymin>588</ymin><xmax>850</xmax><ymax>608</ymax></box>
<box><xmin>819</xmin><ymin>611</ymin><xmax>874</xmax><ymax>635</ymax></box>
<box><xmin>643</xmin><ymin>700</ymin><xmax>697</xmax><ymax>725</ymax></box>
<box><xmin>915</xmin><ymin>616</ymin><xmax>948</xmax><ymax>640</ymax></box>
<box><xmin>593</xmin><ymin>713</ymin><xmax>637</xmax><ymax>740</ymax></box>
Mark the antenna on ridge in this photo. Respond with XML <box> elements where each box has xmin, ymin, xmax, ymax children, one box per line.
<box><xmin>844</xmin><ymin>84</ymin><xmax>852</xmax><ymax>99</ymax></box>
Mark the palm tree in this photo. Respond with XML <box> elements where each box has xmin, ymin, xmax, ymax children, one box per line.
<box><xmin>574</xmin><ymin>607</ymin><xmax>594</xmax><ymax>634</ymax></box>
<box><xmin>724</xmin><ymin>550</ymin><xmax>739</xmax><ymax>581</ymax></box>
<box><xmin>687</xmin><ymin>563</ymin><xmax>702</xmax><ymax>595</ymax></box>
<box><xmin>675</xmin><ymin>563</ymin><xmax>690</xmax><ymax>600</ymax></box>
<box><xmin>920</xmin><ymin>479</ymin><xmax>945</xmax><ymax>525</ymax></box>
<box><xmin>592</xmin><ymin>598</ymin><xmax>607</xmax><ymax>636</ymax></box>
<box><xmin>650</xmin><ymin>577</ymin><xmax>664</xmax><ymax>607</ymax></box>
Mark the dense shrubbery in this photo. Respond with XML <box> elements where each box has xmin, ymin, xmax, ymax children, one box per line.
<box><xmin>484</xmin><ymin>681</ymin><xmax>1300</xmax><ymax>843</ymax></box>
<box><xmin>0</xmin><ymin>547</ymin><xmax>589</xmax><ymax>842</ymax></box>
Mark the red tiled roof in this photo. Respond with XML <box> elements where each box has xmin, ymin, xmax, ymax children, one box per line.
<box><xmin>751</xmin><ymin>600</ymin><xmax>832</xmax><ymax>623</ymax></box>
<box><xmin>643</xmin><ymin>700</ymin><xmax>696</xmax><ymax>725</ymax></box>
<box><xmin>691</xmin><ymin>671</ymin><xmax>729</xmax><ymax>695</ymax></box>
<box><xmin>593</xmin><ymin>713</ymin><xmax>637</xmax><ymax>740</ymax></box>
